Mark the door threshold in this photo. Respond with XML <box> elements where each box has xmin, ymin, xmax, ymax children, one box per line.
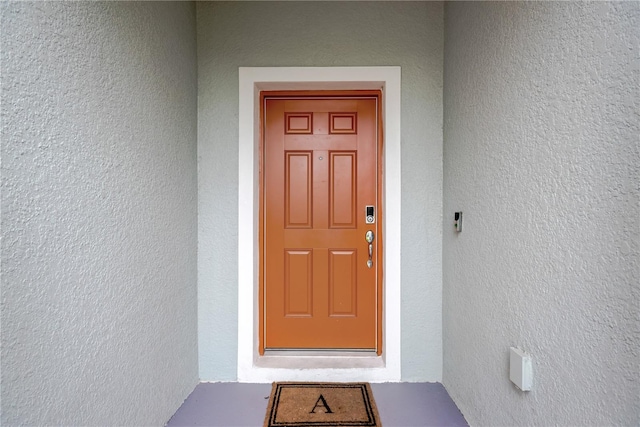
<box><xmin>256</xmin><ymin>350</ymin><xmax>384</xmax><ymax>369</ymax></box>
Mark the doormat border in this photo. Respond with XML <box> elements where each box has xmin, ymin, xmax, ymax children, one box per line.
<box><xmin>264</xmin><ymin>382</ymin><xmax>380</xmax><ymax>427</ymax></box>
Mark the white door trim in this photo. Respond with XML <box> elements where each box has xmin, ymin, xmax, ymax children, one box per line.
<box><xmin>237</xmin><ymin>67</ymin><xmax>401</xmax><ymax>382</ymax></box>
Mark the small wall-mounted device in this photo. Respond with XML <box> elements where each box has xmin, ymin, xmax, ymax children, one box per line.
<box><xmin>454</xmin><ymin>212</ymin><xmax>463</xmax><ymax>232</ymax></box>
<box><xmin>510</xmin><ymin>347</ymin><xmax>533</xmax><ymax>391</ymax></box>
<box><xmin>365</xmin><ymin>206</ymin><xmax>375</xmax><ymax>224</ymax></box>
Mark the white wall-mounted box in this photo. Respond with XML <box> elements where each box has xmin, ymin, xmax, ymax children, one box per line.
<box><xmin>510</xmin><ymin>347</ymin><xmax>533</xmax><ymax>391</ymax></box>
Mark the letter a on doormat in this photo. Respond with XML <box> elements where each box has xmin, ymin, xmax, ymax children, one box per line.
<box><xmin>264</xmin><ymin>382</ymin><xmax>381</xmax><ymax>427</ymax></box>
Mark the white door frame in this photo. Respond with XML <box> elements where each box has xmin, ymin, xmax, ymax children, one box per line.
<box><xmin>237</xmin><ymin>67</ymin><xmax>401</xmax><ymax>382</ymax></box>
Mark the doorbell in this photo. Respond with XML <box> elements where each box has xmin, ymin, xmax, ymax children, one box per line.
<box><xmin>454</xmin><ymin>212</ymin><xmax>463</xmax><ymax>232</ymax></box>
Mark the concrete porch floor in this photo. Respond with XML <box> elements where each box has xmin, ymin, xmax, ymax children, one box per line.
<box><xmin>167</xmin><ymin>382</ymin><xmax>468</xmax><ymax>427</ymax></box>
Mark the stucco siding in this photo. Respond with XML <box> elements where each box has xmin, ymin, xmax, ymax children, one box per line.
<box><xmin>1</xmin><ymin>3</ymin><xmax>199</xmax><ymax>425</ymax></box>
<box><xmin>443</xmin><ymin>2</ymin><xmax>640</xmax><ymax>425</ymax></box>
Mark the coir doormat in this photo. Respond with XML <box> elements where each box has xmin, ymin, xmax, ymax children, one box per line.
<box><xmin>264</xmin><ymin>382</ymin><xmax>381</xmax><ymax>427</ymax></box>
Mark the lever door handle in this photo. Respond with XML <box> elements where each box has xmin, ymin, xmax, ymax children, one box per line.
<box><xmin>365</xmin><ymin>230</ymin><xmax>374</xmax><ymax>268</ymax></box>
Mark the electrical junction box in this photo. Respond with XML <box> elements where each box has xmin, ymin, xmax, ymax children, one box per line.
<box><xmin>510</xmin><ymin>347</ymin><xmax>533</xmax><ymax>391</ymax></box>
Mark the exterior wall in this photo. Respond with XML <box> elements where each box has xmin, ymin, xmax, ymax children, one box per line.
<box><xmin>197</xmin><ymin>1</ymin><xmax>444</xmax><ymax>381</ymax></box>
<box><xmin>1</xmin><ymin>3</ymin><xmax>199</xmax><ymax>425</ymax></box>
<box><xmin>443</xmin><ymin>2</ymin><xmax>639</xmax><ymax>426</ymax></box>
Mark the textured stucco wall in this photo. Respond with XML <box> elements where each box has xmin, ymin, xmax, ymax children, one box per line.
<box><xmin>1</xmin><ymin>2</ymin><xmax>199</xmax><ymax>425</ymax></box>
<box><xmin>197</xmin><ymin>2</ymin><xmax>444</xmax><ymax>381</ymax></box>
<box><xmin>443</xmin><ymin>2</ymin><xmax>639</xmax><ymax>426</ymax></box>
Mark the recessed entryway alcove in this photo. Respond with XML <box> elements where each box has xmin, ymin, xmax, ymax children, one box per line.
<box><xmin>237</xmin><ymin>67</ymin><xmax>402</xmax><ymax>382</ymax></box>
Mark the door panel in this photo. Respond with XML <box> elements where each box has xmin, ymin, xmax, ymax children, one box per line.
<box><xmin>285</xmin><ymin>152</ymin><xmax>312</xmax><ymax>228</ymax></box>
<box><xmin>328</xmin><ymin>250</ymin><xmax>357</xmax><ymax>317</ymax></box>
<box><xmin>329</xmin><ymin>152</ymin><xmax>357</xmax><ymax>228</ymax></box>
<box><xmin>262</xmin><ymin>94</ymin><xmax>380</xmax><ymax>350</ymax></box>
<box><xmin>284</xmin><ymin>250</ymin><xmax>313</xmax><ymax>317</ymax></box>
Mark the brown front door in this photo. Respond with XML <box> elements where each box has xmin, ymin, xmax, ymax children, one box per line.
<box><xmin>260</xmin><ymin>91</ymin><xmax>382</xmax><ymax>352</ymax></box>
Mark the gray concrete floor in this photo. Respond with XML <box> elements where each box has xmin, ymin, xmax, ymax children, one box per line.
<box><xmin>167</xmin><ymin>382</ymin><xmax>468</xmax><ymax>427</ymax></box>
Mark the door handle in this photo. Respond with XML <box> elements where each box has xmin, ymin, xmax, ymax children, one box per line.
<box><xmin>365</xmin><ymin>230</ymin><xmax>374</xmax><ymax>268</ymax></box>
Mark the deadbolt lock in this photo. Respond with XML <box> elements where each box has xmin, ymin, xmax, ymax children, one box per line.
<box><xmin>366</xmin><ymin>206</ymin><xmax>375</xmax><ymax>224</ymax></box>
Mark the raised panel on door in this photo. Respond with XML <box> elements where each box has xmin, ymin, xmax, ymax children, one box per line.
<box><xmin>284</xmin><ymin>250</ymin><xmax>313</xmax><ymax>317</ymax></box>
<box><xmin>285</xmin><ymin>152</ymin><xmax>312</xmax><ymax>228</ymax></box>
<box><xmin>328</xmin><ymin>249</ymin><xmax>357</xmax><ymax>317</ymax></box>
<box><xmin>329</xmin><ymin>152</ymin><xmax>357</xmax><ymax>229</ymax></box>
